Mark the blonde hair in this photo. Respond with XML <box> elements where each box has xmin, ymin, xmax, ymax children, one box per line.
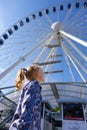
<box><xmin>15</xmin><ymin>64</ymin><xmax>41</xmax><ymax>90</ymax></box>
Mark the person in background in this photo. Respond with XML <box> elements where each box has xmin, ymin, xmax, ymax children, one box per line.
<box><xmin>9</xmin><ymin>64</ymin><xmax>45</xmax><ymax>130</ymax></box>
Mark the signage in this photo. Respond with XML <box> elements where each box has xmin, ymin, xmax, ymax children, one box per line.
<box><xmin>62</xmin><ymin>103</ymin><xmax>87</xmax><ymax>130</ymax></box>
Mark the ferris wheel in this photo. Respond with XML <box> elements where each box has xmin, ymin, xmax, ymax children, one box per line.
<box><xmin>0</xmin><ymin>0</ymin><xmax>87</xmax><ymax>101</ymax></box>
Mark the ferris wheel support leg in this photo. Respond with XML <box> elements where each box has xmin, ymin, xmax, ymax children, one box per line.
<box><xmin>60</xmin><ymin>30</ymin><xmax>87</xmax><ymax>47</ymax></box>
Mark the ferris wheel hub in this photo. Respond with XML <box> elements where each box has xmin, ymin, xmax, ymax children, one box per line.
<box><xmin>51</xmin><ymin>22</ymin><xmax>64</xmax><ymax>31</ymax></box>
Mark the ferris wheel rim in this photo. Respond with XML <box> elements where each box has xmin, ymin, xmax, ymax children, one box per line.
<box><xmin>0</xmin><ymin>0</ymin><xmax>87</xmax><ymax>46</ymax></box>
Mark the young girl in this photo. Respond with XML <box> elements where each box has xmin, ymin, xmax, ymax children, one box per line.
<box><xmin>9</xmin><ymin>64</ymin><xmax>45</xmax><ymax>130</ymax></box>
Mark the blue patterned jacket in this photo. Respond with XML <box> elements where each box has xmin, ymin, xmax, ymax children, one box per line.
<box><xmin>9</xmin><ymin>80</ymin><xmax>42</xmax><ymax>130</ymax></box>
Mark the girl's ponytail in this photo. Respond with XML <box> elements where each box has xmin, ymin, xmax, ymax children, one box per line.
<box><xmin>15</xmin><ymin>68</ymin><xmax>26</xmax><ymax>90</ymax></box>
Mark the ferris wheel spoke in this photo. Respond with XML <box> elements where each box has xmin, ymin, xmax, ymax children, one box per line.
<box><xmin>66</xmin><ymin>25</ymin><xmax>86</xmax><ymax>35</ymax></box>
<box><xmin>61</xmin><ymin>42</ymin><xmax>87</xmax><ymax>81</ymax></box>
<box><xmin>0</xmin><ymin>34</ymin><xmax>53</xmax><ymax>80</ymax></box>
<box><xmin>64</xmin><ymin>7</ymin><xmax>86</xmax><ymax>29</ymax></box>
<box><xmin>36</xmin><ymin>18</ymin><xmax>53</xmax><ymax>32</ymax></box>
<box><xmin>65</xmin><ymin>53</ymin><xmax>75</xmax><ymax>82</ymax></box>
<box><xmin>64</xmin><ymin>44</ymin><xmax>87</xmax><ymax>74</ymax></box>
<box><xmin>63</xmin><ymin>6</ymin><xmax>73</xmax><ymax>26</ymax></box>
<box><xmin>15</xmin><ymin>29</ymin><xmax>40</xmax><ymax>34</ymax></box>
<box><xmin>0</xmin><ymin>28</ymin><xmax>52</xmax><ymax>68</ymax></box>
<box><xmin>9</xmin><ymin>34</ymin><xmax>34</xmax><ymax>39</ymax></box>
<box><xmin>0</xmin><ymin>41</ymin><xmax>33</xmax><ymax>64</ymax></box>
<box><xmin>62</xmin><ymin>39</ymin><xmax>87</xmax><ymax>74</ymax></box>
<box><xmin>62</xmin><ymin>35</ymin><xmax>87</xmax><ymax>61</ymax></box>
<box><xmin>60</xmin><ymin>30</ymin><xmax>87</xmax><ymax>47</ymax></box>
<box><xmin>66</xmin><ymin>14</ymin><xmax>87</xmax><ymax>33</ymax></box>
<box><xmin>61</xmin><ymin>42</ymin><xmax>75</xmax><ymax>81</ymax></box>
<box><xmin>0</xmin><ymin>73</ymin><xmax>14</xmax><ymax>87</ymax></box>
<box><xmin>69</xmin><ymin>13</ymin><xmax>87</xmax><ymax>27</ymax></box>
<box><xmin>67</xmin><ymin>20</ymin><xmax>87</xmax><ymax>29</ymax></box>
<box><xmin>43</xmin><ymin>11</ymin><xmax>53</xmax><ymax>25</ymax></box>
<box><xmin>9</xmin><ymin>29</ymin><xmax>48</xmax><ymax>41</ymax></box>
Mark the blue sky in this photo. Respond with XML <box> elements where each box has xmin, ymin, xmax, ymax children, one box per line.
<box><xmin>0</xmin><ymin>0</ymin><xmax>61</xmax><ymax>35</ymax></box>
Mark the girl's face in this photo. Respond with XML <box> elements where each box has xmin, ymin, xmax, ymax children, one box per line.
<box><xmin>35</xmin><ymin>68</ymin><xmax>45</xmax><ymax>82</ymax></box>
